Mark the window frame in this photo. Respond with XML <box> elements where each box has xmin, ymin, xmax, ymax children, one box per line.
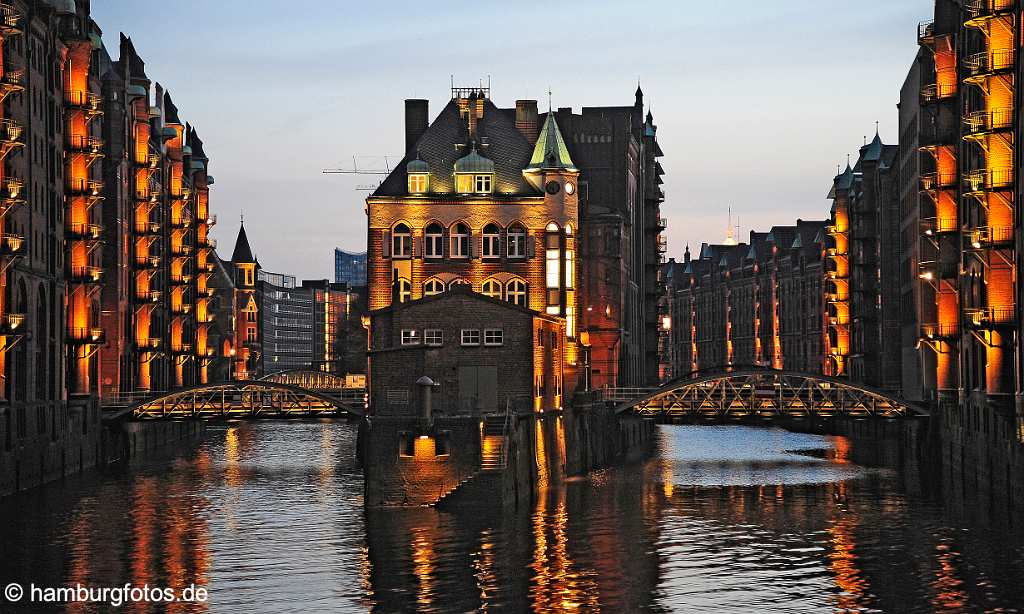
<box><xmin>482</xmin><ymin>223</ymin><xmax>501</xmax><ymax>259</ymax></box>
<box><xmin>507</xmin><ymin>279</ymin><xmax>528</xmax><ymax>307</ymax></box>
<box><xmin>482</xmin><ymin>279</ymin><xmax>502</xmax><ymax>300</ymax></box>
<box><xmin>408</xmin><ymin>173</ymin><xmax>428</xmax><ymax>194</ymax></box>
<box><xmin>392</xmin><ymin>223</ymin><xmax>412</xmax><ymax>259</ymax></box>
<box><xmin>474</xmin><ymin>174</ymin><xmax>492</xmax><ymax>193</ymax></box>
<box><xmin>397</xmin><ymin>278</ymin><xmax>412</xmax><ymax>303</ymax></box>
<box><xmin>424</xmin><ymin>223</ymin><xmax>444</xmax><ymax>258</ymax></box>
<box><xmin>423</xmin><ymin>279</ymin><xmax>444</xmax><ymax>296</ymax></box>
<box><xmin>507</xmin><ymin>225</ymin><xmax>526</xmax><ymax>258</ymax></box>
<box><xmin>424</xmin><ymin>329</ymin><xmax>443</xmax><ymax>346</ymax></box>
<box><xmin>483</xmin><ymin>329</ymin><xmax>504</xmax><ymax>346</ymax></box>
<box><xmin>460</xmin><ymin>329</ymin><xmax>481</xmax><ymax>346</ymax></box>
<box><xmin>450</xmin><ymin>223</ymin><xmax>470</xmax><ymax>259</ymax></box>
<box><xmin>400</xmin><ymin>329</ymin><xmax>418</xmax><ymax>346</ymax></box>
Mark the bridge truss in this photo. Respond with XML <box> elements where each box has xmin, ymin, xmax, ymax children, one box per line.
<box><xmin>119</xmin><ymin>381</ymin><xmax>364</xmax><ymax>420</ymax></box>
<box><xmin>613</xmin><ymin>369</ymin><xmax>926</xmax><ymax>418</ymax></box>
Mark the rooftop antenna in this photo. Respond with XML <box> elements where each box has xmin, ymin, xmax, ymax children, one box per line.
<box><xmin>240</xmin><ymin>210</ymin><xmax>244</xmax><ymax>224</ymax></box>
<box><xmin>875</xmin><ymin>120</ymin><xmax>880</xmax><ymax>135</ymax></box>
<box><xmin>547</xmin><ymin>86</ymin><xmax>552</xmax><ymax>113</ymax></box>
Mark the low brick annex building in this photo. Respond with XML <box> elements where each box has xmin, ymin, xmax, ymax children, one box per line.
<box><xmin>367</xmin><ymin>286</ymin><xmax>567</xmax><ymax>416</ymax></box>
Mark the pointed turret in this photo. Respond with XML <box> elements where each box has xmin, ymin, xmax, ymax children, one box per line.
<box><xmin>523</xmin><ymin>113</ymin><xmax>578</xmax><ymax>190</ymax></box>
<box><xmin>231</xmin><ymin>222</ymin><xmax>255</xmax><ymax>264</ymax></box>
<box><xmin>635</xmin><ymin>83</ymin><xmax>643</xmax><ymax>109</ymax></box>
<box><xmin>861</xmin><ymin>129</ymin><xmax>884</xmax><ymax>162</ymax></box>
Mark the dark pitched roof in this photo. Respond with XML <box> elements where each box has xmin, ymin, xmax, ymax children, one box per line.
<box><xmin>188</xmin><ymin>126</ymin><xmax>208</xmax><ymax>161</ymax></box>
<box><xmin>526</xmin><ymin>113</ymin><xmax>577</xmax><ymax>171</ymax></box>
<box><xmin>372</xmin><ymin>98</ymin><xmax>538</xmax><ymax>197</ymax></box>
<box><xmin>119</xmin><ymin>33</ymin><xmax>147</xmax><ymax>81</ymax></box>
<box><xmin>231</xmin><ymin>223</ymin><xmax>254</xmax><ymax>263</ymax></box>
<box><xmin>164</xmin><ymin>91</ymin><xmax>181</xmax><ymax>125</ymax></box>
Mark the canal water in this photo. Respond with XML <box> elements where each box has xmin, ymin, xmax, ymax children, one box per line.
<box><xmin>1</xmin><ymin>422</ymin><xmax>1023</xmax><ymax>613</ymax></box>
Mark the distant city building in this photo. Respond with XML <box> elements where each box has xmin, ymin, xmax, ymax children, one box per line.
<box><xmin>661</xmin><ymin>220</ymin><xmax>827</xmax><ymax>380</ymax></box>
<box><xmin>335</xmin><ymin>249</ymin><xmax>367</xmax><ymax>285</ymax></box>
<box><xmin>259</xmin><ymin>269</ymin><xmax>296</xmax><ymax>288</ymax></box>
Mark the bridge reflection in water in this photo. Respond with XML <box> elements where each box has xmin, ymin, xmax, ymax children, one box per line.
<box><xmin>2</xmin><ymin>423</ymin><xmax>1022</xmax><ymax>612</ymax></box>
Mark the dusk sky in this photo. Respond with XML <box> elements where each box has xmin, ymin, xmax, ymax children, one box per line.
<box><xmin>91</xmin><ymin>0</ymin><xmax>923</xmax><ymax>280</ymax></box>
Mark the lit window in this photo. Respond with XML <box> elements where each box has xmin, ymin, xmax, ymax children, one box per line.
<box><xmin>451</xmin><ymin>223</ymin><xmax>469</xmax><ymax>258</ymax></box>
<box><xmin>424</xmin><ymin>329</ymin><xmax>443</xmax><ymax>346</ymax></box>
<box><xmin>397</xmin><ymin>278</ymin><xmax>411</xmax><ymax>303</ymax></box>
<box><xmin>484</xmin><ymin>329</ymin><xmax>503</xmax><ymax>346</ymax></box>
<box><xmin>482</xmin><ymin>224</ymin><xmax>501</xmax><ymax>258</ymax></box>
<box><xmin>425</xmin><ymin>223</ymin><xmax>443</xmax><ymax>258</ymax></box>
<box><xmin>392</xmin><ymin>223</ymin><xmax>411</xmax><ymax>258</ymax></box>
<box><xmin>482</xmin><ymin>279</ymin><xmax>502</xmax><ymax>299</ymax></box>
<box><xmin>507</xmin><ymin>224</ymin><xmax>526</xmax><ymax>258</ymax></box>
<box><xmin>546</xmin><ymin>248</ymin><xmax>560</xmax><ymax>289</ymax></box>
<box><xmin>507</xmin><ymin>279</ymin><xmax>527</xmax><ymax>307</ymax></box>
<box><xmin>401</xmin><ymin>329</ymin><xmax>418</xmax><ymax>345</ymax></box>
<box><xmin>246</xmin><ymin>326</ymin><xmax>257</xmax><ymax>342</ymax></box>
<box><xmin>408</xmin><ymin>173</ymin><xmax>428</xmax><ymax>194</ymax></box>
<box><xmin>461</xmin><ymin>329</ymin><xmax>481</xmax><ymax>346</ymax></box>
<box><xmin>423</xmin><ymin>279</ymin><xmax>444</xmax><ymax>296</ymax></box>
<box><xmin>474</xmin><ymin>174</ymin><xmax>492</xmax><ymax>193</ymax></box>
<box><xmin>565</xmin><ymin>249</ymin><xmax>575</xmax><ymax>289</ymax></box>
<box><xmin>455</xmin><ymin>174</ymin><xmax>473</xmax><ymax>193</ymax></box>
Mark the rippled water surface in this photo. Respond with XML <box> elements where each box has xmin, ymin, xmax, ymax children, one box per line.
<box><xmin>1</xmin><ymin>422</ymin><xmax>1023</xmax><ymax>612</ymax></box>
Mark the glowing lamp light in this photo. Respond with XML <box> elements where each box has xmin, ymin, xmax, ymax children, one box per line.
<box><xmin>972</xmin><ymin>240</ymin><xmax>982</xmax><ymax>249</ymax></box>
<box><xmin>919</xmin><ymin>271</ymin><xmax>934</xmax><ymax>280</ymax></box>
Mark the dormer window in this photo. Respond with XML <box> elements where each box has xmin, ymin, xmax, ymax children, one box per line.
<box><xmin>407</xmin><ymin>155</ymin><xmax>430</xmax><ymax>195</ymax></box>
<box><xmin>453</xmin><ymin>145</ymin><xmax>495</xmax><ymax>194</ymax></box>
<box><xmin>455</xmin><ymin>173</ymin><xmax>493</xmax><ymax>194</ymax></box>
<box><xmin>408</xmin><ymin>173</ymin><xmax>429</xmax><ymax>194</ymax></box>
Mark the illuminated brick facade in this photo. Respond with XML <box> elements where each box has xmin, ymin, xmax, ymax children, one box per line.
<box><xmin>662</xmin><ymin>221</ymin><xmax>827</xmax><ymax>377</ymax></box>
<box><xmin>366</xmin><ymin>87</ymin><xmax>581</xmax><ymax>384</ymax></box>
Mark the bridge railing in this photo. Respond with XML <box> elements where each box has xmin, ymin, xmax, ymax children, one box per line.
<box><xmin>599</xmin><ymin>387</ymin><xmax>660</xmax><ymax>403</ymax></box>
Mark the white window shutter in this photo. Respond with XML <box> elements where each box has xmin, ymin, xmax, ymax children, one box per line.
<box><xmin>382</xmin><ymin>231</ymin><xmax>391</xmax><ymax>258</ymax></box>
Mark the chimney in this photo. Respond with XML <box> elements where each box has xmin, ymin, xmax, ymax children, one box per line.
<box><xmin>515</xmin><ymin>99</ymin><xmax>539</xmax><ymax>144</ymax></box>
<box><xmin>404</xmin><ymin>99</ymin><xmax>429</xmax><ymax>155</ymax></box>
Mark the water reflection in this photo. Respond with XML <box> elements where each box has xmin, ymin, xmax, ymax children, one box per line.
<box><xmin>0</xmin><ymin>423</ymin><xmax>1022</xmax><ymax>612</ymax></box>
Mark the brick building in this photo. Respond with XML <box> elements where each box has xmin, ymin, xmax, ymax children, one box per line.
<box><xmin>368</xmin><ymin>286</ymin><xmax>565</xmax><ymax>416</ymax></box>
<box><xmin>662</xmin><ymin>220</ymin><xmax>827</xmax><ymax>378</ymax></box>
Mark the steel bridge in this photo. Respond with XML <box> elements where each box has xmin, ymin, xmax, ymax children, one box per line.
<box><xmin>610</xmin><ymin>368</ymin><xmax>927</xmax><ymax>419</ymax></box>
<box><xmin>104</xmin><ymin>380</ymin><xmax>365</xmax><ymax>420</ymax></box>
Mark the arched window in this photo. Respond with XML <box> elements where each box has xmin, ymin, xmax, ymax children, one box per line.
<box><xmin>425</xmin><ymin>223</ymin><xmax>443</xmax><ymax>258</ymax></box>
<box><xmin>450</xmin><ymin>223</ymin><xmax>469</xmax><ymax>258</ymax></box>
<box><xmin>448</xmin><ymin>278</ymin><xmax>469</xmax><ymax>291</ymax></box>
<box><xmin>507</xmin><ymin>224</ymin><xmax>526</xmax><ymax>258</ymax></box>
<box><xmin>397</xmin><ymin>278</ymin><xmax>412</xmax><ymax>303</ymax></box>
<box><xmin>392</xmin><ymin>223</ymin><xmax>411</xmax><ymax>258</ymax></box>
<box><xmin>482</xmin><ymin>224</ymin><xmax>501</xmax><ymax>259</ymax></box>
<box><xmin>423</xmin><ymin>279</ymin><xmax>444</xmax><ymax>296</ymax></box>
<box><xmin>565</xmin><ymin>223</ymin><xmax>573</xmax><ymax>236</ymax></box>
<box><xmin>482</xmin><ymin>279</ymin><xmax>502</xmax><ymax>299</ymax></box>
<box><xmin>507</xmin><ymin>279</ymin><xmax>528</xmax><ymax>307</ymax></box>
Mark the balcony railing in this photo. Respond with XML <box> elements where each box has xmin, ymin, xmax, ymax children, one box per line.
<box><xmin>0</xmin><ymin>67</ymin><xmax>24</xmax><ymax>95</ymax></box>
<box><xmin>964</xmin><ymin>0</ymin><xmax>1015</xmax><ymax>18</ymax></box>
<box><xmin>964</xmin><ymin>108</ymin><xmax>1013</xmax><ymax>134</ymax></box>
<box><xmin>67</xmin><ymin>178</ymin><xmax>103</xmax><ymax>195</ymax></box>
<box><xmin>169</xmin><ymin>343</ymin><xmax>193</xmax><ymax>354</ymax></box>
<box><xmin>921</xmin><ymin>322</ymin><xmax>960</xmax><ymax>339</ymax></box>
<box><xmin>134</xmin><ymin>289</ymin><xmax>161</xmax><ymax>303</ymax></box>
<box><xmin>67</xmin><ymin>134</ymin><xmax>104</xmax><ymax>153</ymax></box>
<box><xmin>134</xmin><ymin>255</ymin><xmax>160</xmax><ymax>269</ymax></box>
<box><xmin>1</xmin><ymin>177</ymin><xmax>23</xmax><ymax>200</ymax></box>
<box><xmin>963</xmin><ymin>49</ymin><xmax>1015</xmax><ymax>76</ymax></box>
<box><xmin>203</xmin><ymin>214</ymin><xmax>218</xmax><ymax>227</ymax></box>
<box><xmin>921</xmin><ymin>82</ymin><xmax>956</xmax><ymax>103</ymax></box>
<box><xmin>0</xmin><ymin>232</ymin><xmax>25</xmax><ymax>256</ymax></box>
<box><xmin>918</xmin><ymin>20</ymin><xmax>935</xmax><ymax>44</ymax></box>
<box><xmin>964</xmin><ymin>306</ymin><xmax>1016</xmax><ymax>327</ymax></box>
<box><xmin>134</xmin><ymin>221</ymin><xmax>161</xmax><ymax>235</ymax></box>
<box><xmin>919</xmin><ymin>260</ymin><xmax>960</xmax><ymax>280</ymax></box>
<box><xmin>136</xmin><ymin>337</ymin><xmax>161</xmax><ymax>351</ymax></box>
<box><xmin>0</xmin><ymin>312</ymin><xmax>25</xmax><ymax>335</ymax></box>
<box><xmin>964</xmin><ymin>168</ymin><xmax>1014</xmax><ymax>193</ymax></box>
<box><xmin>170</xmin><ymin>303</ymin><xmax>193</xmax><ymax>315</ymax></box>
<box><xmin>922</xmin><ymin>217</ymin><xmax>959</xmax><ymax>235</ymax></box>
<box><xmin>966</xmin><ymin>226</ymin><xmax>1014</xmax><ymax>248</ymax></box>
<box><xmin>170</xmin><ymin>244</ymin><xmax>193</xmax><ymax>256</ymax></box>
<box><xmin>169</xmin><ymin>216</ymin><xmax>192</xmax><ymax>229</ymax></box>
<box><xmin>170</xmin><ymin>274</ymin><xmax>193</xmax><ymax>285</ymax></box>
<box><xmin>67</xmin><ymin>327</ymin><xmax>105</xmax><ymax>344</ymax></box>
<box><xmin>198</xmin><ymin>237</ymin><xmax>217</xmax><ymax>249</ymax></box>
<box><xmin>0</xmin><ymin>4</ymin><xmax>21</xmax><ymax>33</ymax></box>
<box><xmin>66</xmin><ymin>222</ymin><xmax>102</xmax><ymax>240</ymax></box>
<box><xmin>65</xmin><ymin>90</ymin><xmax>103</xmax><ymax>110</ymax></box>
<box><xmin>0</xmin><ymin>118</ymin><xmax>24</xmax><ymax>146</ymax></box>
<box><xmin>920</xmin><ymin>172</ymin><xmax>957</xmax><ymax>191</ymax></box>
<box><xmin>69</xmin><ymin>265</ymin><xmax>103</xmax><ymax>283</ymax></box>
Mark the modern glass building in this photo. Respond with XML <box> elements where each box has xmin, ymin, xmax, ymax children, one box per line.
<box><xmin>334</xmin><ymin>249</ymin><xmax>367</xmax><ymax>285</ymax></box>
